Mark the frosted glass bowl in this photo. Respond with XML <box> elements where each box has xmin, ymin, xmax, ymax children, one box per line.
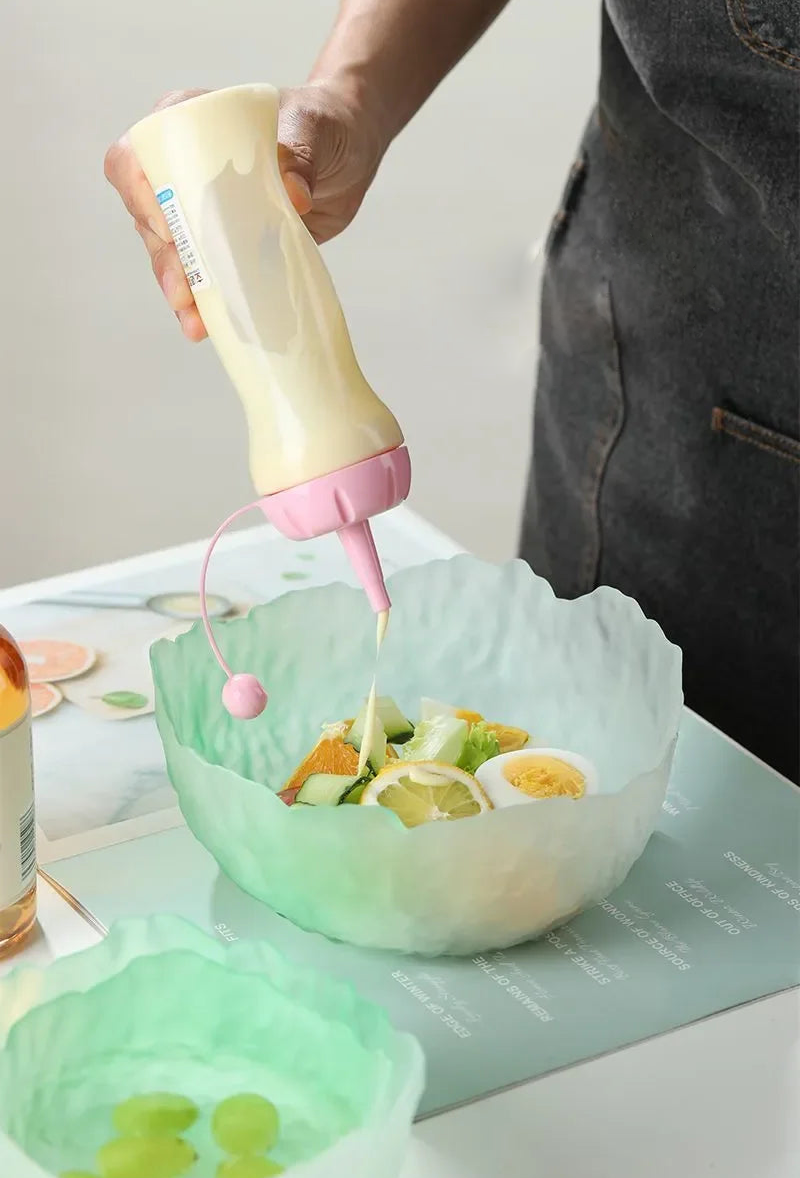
<box><xmin>0</xmin><ymin>916</ymin><xmax>424</xmax><ymax>1178</ymax></box>
<box><xmin>152</xmin><ymin>556</ymin><xmax>683</xmax><ymax>955</ymax></box>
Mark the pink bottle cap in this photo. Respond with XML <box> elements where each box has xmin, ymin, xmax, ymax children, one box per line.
<box><xmin>260</xmin><ymin>446</ymin><xmax>411</xmax><ymax>613</ymax></box>
<box><xmin>199</xmin><ymin>446</ymin><xmax>411</xmax><ymax>721</ymax></box>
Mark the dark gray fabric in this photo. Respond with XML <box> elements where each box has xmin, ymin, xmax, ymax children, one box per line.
<box><xmin>521</xmin><ymin>1</ymin><xmax>800</xmax><ymax>780</ymax></box>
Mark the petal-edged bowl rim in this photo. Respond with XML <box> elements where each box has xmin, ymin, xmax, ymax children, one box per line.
<box><xmin>0</xmin><ymin>915</ymin><xmax>425</xmax><ymax>1176</ymax></box>
<box><xmin>152</xmin><ymin>556</ymin><xmax>684</xmax><ymax>838</ymax></box>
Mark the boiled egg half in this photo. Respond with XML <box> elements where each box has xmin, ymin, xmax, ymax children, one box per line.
<box><xmin>476</xmin><ymin>748</ymin><xmax>598</xmax><ymax>808</ymax></box>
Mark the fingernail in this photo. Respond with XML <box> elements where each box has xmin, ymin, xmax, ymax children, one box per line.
<box><xmin>177</xmin><ymin>307</ymin><xmax>206</xmax><ymax>341</ymax></box>
<box><xmin>176</xmin><ymin>307</ymin><xmax>193</xmax><ymax>338</ymax></box>
<box><xmin>285</xmin><ymin>171</ymin><xmax>312</xmax><ymax>209</ymax></box>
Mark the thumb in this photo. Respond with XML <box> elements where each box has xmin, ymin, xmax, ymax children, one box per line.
<box><xmin>277</xmin><ymin>89</ymin><xmax>323</xmax><ymax>216</ymax></box>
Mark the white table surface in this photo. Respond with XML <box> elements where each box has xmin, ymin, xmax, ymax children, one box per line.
<box><xmin>8</xmin><ymin>876</ymin><xmax>798</xmax><ymax>1178</ymax></box>
<box><xmin>2</xmin><ymin>508</ymin><xmax>799</xmax><ymax>1178</ymax></box>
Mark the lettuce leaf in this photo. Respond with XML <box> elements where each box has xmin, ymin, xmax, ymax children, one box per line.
<box><xmin>457</xmin><ymin>722</ymin><xmax>500</xmax><ymax>774</ymax></box>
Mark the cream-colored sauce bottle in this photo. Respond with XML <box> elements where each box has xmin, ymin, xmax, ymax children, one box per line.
<box><xmin>129</xmin><ymin>85</ymin><xmax>403</xmax><ymax>496</ymax></box>
<box><xmin>0</xmin><ymin>627</ymin><xmax>36</xmax><ymax>957</ymax></box>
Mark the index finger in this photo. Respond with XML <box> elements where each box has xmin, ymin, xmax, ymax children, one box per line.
<box><xmin>103</xmin><ymin>133</ymin><xmax>170</xmax><ymax>241</ymax></box>
<box><xmin>104</xmin><ymin>131</ymin><xmax>203</xmax><ymax>336</ymax></box>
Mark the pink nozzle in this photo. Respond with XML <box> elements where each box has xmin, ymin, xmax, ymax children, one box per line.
<box><xmin>337</xmin><ymin>520</ymin><xmax>391</xmax><ymax>613</ymax></box>
<box><xmin>260</xmin><ymin>446</ymin><xmax>411</xmax><ymax>613</ymax></box>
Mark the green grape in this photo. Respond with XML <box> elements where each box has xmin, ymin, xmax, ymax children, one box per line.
<box><xmin>60</xmin><ymin>1172</ymin><xmax>99</xmax><ymax>1178</ymax></box>
<box><xmin>217</xmin><ymin>1159</ymin><xmax>284</xmax><ymax>1178</ymax></box>
<box><xmin>97</xmin><ymin>1135</ymin><xmax>196</xmax><ymax>1178</ymax></box>
<box><xmin>212</xmin><ymin>1093</ymin><xmax>280</xmax><ymax>1155</ymax></box>
<box><xmin>112</xmin><ymin>1092</ymin><xmax>198</xmax><ymax>1136</ymax></box>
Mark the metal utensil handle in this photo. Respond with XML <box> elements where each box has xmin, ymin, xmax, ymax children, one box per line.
<box><xmin>35</xmin><ymin>591</ymin><xmax>148</xmax><ymax>610</ymax></box>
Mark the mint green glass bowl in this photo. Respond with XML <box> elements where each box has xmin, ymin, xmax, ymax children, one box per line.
<box><xmin>0</xmin><ymin>916</ymin><xmax>424</xmax><ymax>1178</ymax></box>
<box><xmin>151</xmin><ymin>556</ymin><xmax>683</xmax><ymax>956</ymax></box>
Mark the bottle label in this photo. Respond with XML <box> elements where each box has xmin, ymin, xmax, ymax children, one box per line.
<box><xmin>156</xmin><ymin>185</ymin><xmax>212</xmax><ymax>291</ymax></box>
<box><xmin>0</xmin><ymin>711</ymin><xmax>36</xmax><ymax>908</ymax></box>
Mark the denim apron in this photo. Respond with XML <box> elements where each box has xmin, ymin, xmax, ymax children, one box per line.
<box><xmin>521</xmin><ymin>1</ymin><xmax>799</xmax><ymax>780</ymax></box>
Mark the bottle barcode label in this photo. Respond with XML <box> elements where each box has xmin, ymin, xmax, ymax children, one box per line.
<box><xmin>0</xmin><ymin>709</ymin><xmax>35</xmax><ymax>907</ymax></box>
<box><xmin>155</xmin><ymin>185</ymin><xmax>211</xmax><ymax>291</ymax></box>
<box><xmin>19</xmin><ymin>802</ymin><xmax>36</xmax><ymax>886</ymax></box>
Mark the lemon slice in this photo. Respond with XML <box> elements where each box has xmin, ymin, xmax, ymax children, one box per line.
<box><xmin>360</xmin><ymin>760</ymin><xmax>493</xmax><ymax>828</ymax></box>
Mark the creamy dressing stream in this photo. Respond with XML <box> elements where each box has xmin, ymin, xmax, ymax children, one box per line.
<box><xmin>357</xmin><ymin>609</ymin><xmax>390</xmax><ymax>777</ymax></box>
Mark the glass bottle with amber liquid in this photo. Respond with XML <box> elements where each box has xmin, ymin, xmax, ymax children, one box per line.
<box><xmin>0</xmin><ymin>625</ymin><xmax>36</xmax><ymax>954</ymax></box>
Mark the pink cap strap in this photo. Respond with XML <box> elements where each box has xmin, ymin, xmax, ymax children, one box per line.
<box><xmin>200</xmin><ymin>499</ymin><xmax>268</xmax><ymax>719</ymax></box>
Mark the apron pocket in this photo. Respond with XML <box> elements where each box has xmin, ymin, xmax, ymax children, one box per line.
<box><xmin>711</xmin><ymin>405</ymin><xmax>800</xmax><ymax>464</ymax></box>
<box><xmin>725</xmin><ymin>1</ymin><xmax>800</xmax><ymax>70</ymax></box>
<box><xmin>545</xmin><ymin>153</ymin><xmax>588</xmax><ymax>256</ymax></box>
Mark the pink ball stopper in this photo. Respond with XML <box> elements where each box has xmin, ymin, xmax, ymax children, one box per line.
<box><xmin>222</xmin><ymin>673</ymin><xmax>267</xmax><ymax>719</ymax></box>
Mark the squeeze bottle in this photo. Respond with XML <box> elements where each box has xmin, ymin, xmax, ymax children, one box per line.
<box><xmin>0</xmin><ymin>626</ymin><xmax>36</xmax><ymax>956</ymax></box>
<box><xmin>130</xmin><ymin>85</ymin><xmax>410</xmax><ymax>718</ymax></box>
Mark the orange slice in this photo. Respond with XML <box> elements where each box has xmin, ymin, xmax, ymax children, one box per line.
<box><xmin>485</xmin><ymin>722</ymin><xmax>530</xmax><ymax>754</ymax></box>
<box><xmin>427</xmin><ymin>702</ymin><xmax>529</xmax><ymax>752</ymax></box>
<box><xmin>30</xmin><ymin>681</ymin><xmax>63</xmax><ymax>718</ymax></box>
<box><xmin>21</xmin><ymin>640</ymin><xmax>96</xmax><ymax>684</ymax></box>
<box><xmin>283</xmin><ymin>719</ymin><xmax>400</xmax><ymax>797</ymax></box>
<box><xmin>283</xmin><ymin>728</ymin><xmax>361</xmax><ymax>795</ymax></box>
<box><xmin>455</xmin><ymin>708</ymin><xmax>484</xmax><ymax>725</ymax></box>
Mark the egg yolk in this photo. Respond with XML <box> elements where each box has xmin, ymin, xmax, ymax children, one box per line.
<box><xmin>503</xmin><ymin>755</ymin><xmax>586</xmax><ymax>799</ymax></box>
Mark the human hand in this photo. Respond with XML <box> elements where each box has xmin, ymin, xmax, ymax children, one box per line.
<box><xmin>103</xmin><ymin>82</ymin><xmax>387</xmax><ymax>341</ymax></box>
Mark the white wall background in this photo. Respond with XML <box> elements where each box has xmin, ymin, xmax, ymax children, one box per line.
<box><xmin>0</xmin><ymin>0</ymin><xmax>599</xmax><ymax>587</ymax></box>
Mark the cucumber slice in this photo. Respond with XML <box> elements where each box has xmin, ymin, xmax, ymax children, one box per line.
<box><xmin>419</xmin><ymin>697</ymin><xmax>457</xmax><ymax>722</ymax></box>
<box><xmin>346</xmin><ymin>697</ymin><xmax>414</xmax><ymax>750</ymax></box>
<box><xmin>401</xmin><ymin>715</ymin><xmax>469</xmax><ymax>765</ymax></box>
<box><xmin>375</xmin><ymin>697</ymin><xmax>415</xmax><ymax>744</ymax></box>
<box><xmin>345</xmin><ymin>709</ymin><xmax>367</xmax><ymax>752</ymax></box>
<box><xmin>341</xmin><ymin>780</ymin><xmax>368</xmax><ymax>805</ymax></box>
<box><xmin>368</xmin><ymin>725</ymin><xmax>387</xmax><ymax>773</ymax></box>
<box><xmin>296</xmin><ymin>773</ymin><xmax>360</xmax><ymax>806</ymax></box>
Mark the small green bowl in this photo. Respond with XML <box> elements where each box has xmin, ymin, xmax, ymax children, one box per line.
<box><xmin>152</xmin><ymin>556</ymin><xmax>683</xmax><ymax>955</ymax></box>
<box><xmin>0</xmin><ymin>916</ymin><xmax>424</xmax><ymax>1178</ymax></box>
